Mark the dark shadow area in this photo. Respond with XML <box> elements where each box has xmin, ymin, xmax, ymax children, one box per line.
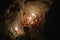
<box><xmin>43</xmin><ymin>0</ymin><xmax>57</xmax><ymax>40</ymax></box>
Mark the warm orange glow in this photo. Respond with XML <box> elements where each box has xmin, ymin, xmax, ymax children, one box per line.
<box><xmin>24</xmin><ymin>15</ymin><xmax>27</xmax><ymax>25</ymax></box>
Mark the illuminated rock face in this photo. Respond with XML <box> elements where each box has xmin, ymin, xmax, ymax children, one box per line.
<box><xmin>23</xmin><ymin>2</ymin><xmax>47</xmax><ymax>24</ymax></box>
<box><xmin>4</xmin><ymin>0</ymin><xmax>53</xmax><ymax>39</ymax></box>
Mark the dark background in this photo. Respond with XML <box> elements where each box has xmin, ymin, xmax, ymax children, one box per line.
<box><xmin>0</xmin><ymin>0</ymin><xmax>57</xmax><ymax>40</ymax></box>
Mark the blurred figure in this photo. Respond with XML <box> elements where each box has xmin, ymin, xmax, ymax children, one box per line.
<box><xmin>23</xmin><ymin>25</ymin><xmax>31</xmax><ymax>40</ymax></box>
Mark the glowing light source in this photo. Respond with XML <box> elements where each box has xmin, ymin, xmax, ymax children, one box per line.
<box><xmin>15</xmin><ymin>27</ymin><xmax>18</xmax><ymax>30</ymax></box>
<box><xmin>15</xmin><ymin>27</ymin><xmax>19</xmax><ymax>33</ymax></box>
<box><xmin>32</xmin><ymin>13</ymin><xmax>36</xmax><ymax>18</ymax></box>
<box><xmin>32</xmin><ymin>13</ymin><xmax>35</xmax><ymax>16</ymax></box>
